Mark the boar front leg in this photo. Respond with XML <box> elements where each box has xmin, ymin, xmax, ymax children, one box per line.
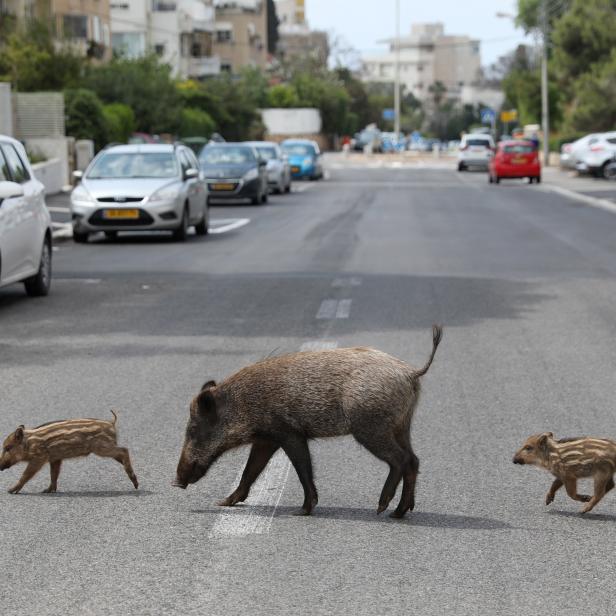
<box><xmin>8</xmin><ymin>460</ymin><xmax>45</xmax><ymax>494</ymax></box>
<box><xmin>545</xmin><ymin>478</ymin><xmax>563</xmax><ymax>505</ymax></box>
<box><xmin>42</xmin><ymin>460</ymin><xmax>62</xmax><ymax>493</ymax></box>
<box><xmin>281</xmin><ymin>435</ymin><xmax>318</xmax><ymax>515</ymax></box>
<box><xmin>218</xmin><ymin>440</ymin><xmax>280</xmax><ymax>507</ymax></box>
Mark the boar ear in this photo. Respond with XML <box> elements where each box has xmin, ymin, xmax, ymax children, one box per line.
<box><xmin>196</xmin><ymin>390</ymin><xmax>218</xmax><ymax>424</ymax></box>
<box><xmin>538</xmin><ymin>432</ymin><xmax>552</xmax><ymax>455</ymax></box>
<box><xmin>200</xmin><ymin>380</ymin><xmax>216</xmax><ymax>392</ymax></box>
<box><xmin>14</xmin><ymin>426</ymin><xmax>25</xmax><ymax>442</ymax></box>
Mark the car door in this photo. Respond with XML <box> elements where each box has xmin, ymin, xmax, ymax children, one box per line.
<box><xmin>0</xmin><ymin>143</ymin><xmax>38</xmax><ymax>283</ymax></box>
<box><xmin>178</xmin><ymin>149</ymin><xmax>200</xmax><ymax>222</ymax></box>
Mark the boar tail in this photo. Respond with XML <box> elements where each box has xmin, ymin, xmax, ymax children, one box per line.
<box><xmin>415</xmin><ymin>324</ymin><xmax>443</xmax><ymax>377</ymax></box>
<box><xmin>110</xmin><ymin>409</ymin><xmax>118</xmax><ymax>425</ymax></box>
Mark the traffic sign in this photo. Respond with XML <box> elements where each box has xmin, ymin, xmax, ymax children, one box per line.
<box><xmin>500</xmin><ymin>109</ymin><xmax>518</xmax><ymax>123</ymax></box>
<box><xmin>481</xmin><ymin>109</ymin><xmax>496</xmax><ymax>124</ymax></box>
<box><xmin>382</xmin><ymin>109</ymin><xmax>395</xmax><ymax>121</ymax></box>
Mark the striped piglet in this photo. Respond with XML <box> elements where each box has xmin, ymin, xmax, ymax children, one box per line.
<box><xmin>513</xmin><ymin>432</ymin><xmax>616</xmax><ymax>513</ymax></box>
<box><xmin>0</xmin><ymin>412</ymin><xmax>138</xmax><ymax>494</ymax></box>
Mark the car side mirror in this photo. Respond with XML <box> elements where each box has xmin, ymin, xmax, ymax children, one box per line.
<box><xmin>185</xmin><ymin>168</ymin><xmax>199</xmax><ymax>179</ymax></box>
<box><xmin>73</xmin><ymin>170</ymin><xmax>84</xmax><ymax>182</ymax></box>
<box><xmin>0</xmin><ymin>181</ymin><xmax>24</xmax><ymax>206</ymax></box>
<box><xmin>258</xmin><ymin>160</ymin><xmax>266</xmax><ymax>167</ymax></box>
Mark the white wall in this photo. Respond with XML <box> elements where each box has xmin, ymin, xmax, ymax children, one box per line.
<box><xmin>261</xmin><ymin>108</ymin><xmax>322</xmax><ymax>135</ymax></box>
<box><xmin>32</xmin><ymin>159</ymin><xmax>64</xmax><ymax>195</ymax></box>
<box><xmin>0</xmin><ymin>83</ymin><xmax>14</xmax><ymax>137</ymax></box>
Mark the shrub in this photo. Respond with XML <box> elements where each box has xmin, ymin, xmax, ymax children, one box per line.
<box><xmin>178</xmin><ymin>107</ymin><xmax>216</xmax><ymax>138</ymax></box>
<box><xmin>103</xmin><ymin>103</ymin><xmax>135</xmax><ymax>143</ymax></box>
<box><xmin>64</xmin><ymin>89</ymin><xmax>108</xmax><ymax>150</ymax></box>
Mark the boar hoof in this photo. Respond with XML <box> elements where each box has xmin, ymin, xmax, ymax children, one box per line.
<box><xmin>42</xmin><ymin>486</ymin><xmax>56</xmax><ymax>494</ymax></box>
<box><xmin>7</xmin><ymin>486</ymin><xmax>21</xmax><ymax>494</ymax></box>
<box><xmin>578</xmin><ymin>494</ymin><xmax>591</xmax><ymax>502</ymax></box>
<box><xmin>376</xmin><ymin>504</ymin><xmax>388</xmax><ymax>515</ymax></box>
<box><xmin>293</xmin><ymin>508</ymin><xmax>312</xmax><ymax>516</ymax></box>
<box><xmin>389</xmin><ymin>509</ymin><xmax>406</xmax><ymax>519</ymax></box>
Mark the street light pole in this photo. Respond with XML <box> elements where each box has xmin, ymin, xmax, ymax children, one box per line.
<box><xmin>541</xmin><ymin>0</ymin><xmax>550</xmax><ymax>166</ymax></box>
<box><xmin>394</xmin><ymin>0</ymin><xmax>401</xmax><ymax>138</ymax></box>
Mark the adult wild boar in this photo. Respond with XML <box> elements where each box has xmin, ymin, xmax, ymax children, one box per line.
<box><xmin>174</xmin><ymin>325</ymin><xmax>442</xmax><ymax>518</ymax></box>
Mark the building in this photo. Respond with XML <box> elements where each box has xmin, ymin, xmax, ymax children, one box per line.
<box><xmin>212</xmin><ymin>0</ymin><xmax>268</xmax><ymax>73</ymax></box>
<box><xmin>2</xmin><ymin>0</ymin><xmax>112</xmax><ymax>59</ymax></box>
<box><xmin>111</xmin><ymin>1</ymin><xmax>220</xmax><ymax>79</ymax></box>
<box><xmin>362</xmin><ymin>23</ymin><xmax>481</xmax><ymax>103</ymax></box>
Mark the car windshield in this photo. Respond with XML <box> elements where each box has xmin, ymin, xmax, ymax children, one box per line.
<box><xmin>200</xmin><ymin>146</ymin><xmax>255</xmax><ymax>165</ymax></box>
<box><xmin>503</xmin><ymin>144</ymin><xmax>535</xmax><ymax>153</ymax></box>
<box><xmin>282</xmin><ymin>144</ymin><xmax>315</xmax><ymax>156</ymax></box>
<box><xmin>466</xmin><ymin>139</ymin><xmax>491</xmax><ymax>147</ymax></box>
<box><xmin>256</xmin><ymin>146</ymin><xmax>278</xmax><ymax>161</ymax></box>
<box><xmin>87</xmin><ymin>152</ymin><xmax>178</xmax><ymax>179</ymax></box>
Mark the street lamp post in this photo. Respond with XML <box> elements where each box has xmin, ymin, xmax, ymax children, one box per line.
<box><xmin>540</xmin><ymin>0</ymin><xmax>550</xmax><ymax>166</ymax></box>
<box><xmin>394</xmin><ymin>0</ymin><xmax>401</xmax><ymax>138</ymax></box>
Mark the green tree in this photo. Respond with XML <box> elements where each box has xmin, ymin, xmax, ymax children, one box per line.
<box><xmin>178</xmin><ymin>108</ymin><xmax>216</xmax><ymax>138</ymax></box>
<box><xmin>267</xmin><ymin>84</ymin><xmax>300</xmax><ymax>107</ymax></box>
<box><xmin>82</xmin><ymin>55</ymin><xmax>182</xmax><ymax>134</ymax></box>
<box><xmin>516</xmin><ymin>0</ymin><xmax>571</xmax><ymax>31</ymax></box>
<box><xmin>65</xmin><ymin>89</ymin><xmax>108</xmax><ymax>149</ymax></box>
<box><xmin>103</xmin><ymin>103</ymin><xmax>135</xmax><ymax>143</ymax></box>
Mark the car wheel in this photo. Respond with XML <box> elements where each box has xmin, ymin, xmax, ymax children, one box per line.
<box><xmin>458</xmin><ymin>163</ymin><xmax>465</xmax><ymax>172</ymax></box>
<box><xmin>105</xmin><ymin>231</ymin><xmax>118</xmax><ymax>240</ymax></box>
<box><xmin>172</xmin><ymin>206</ymin><xmax>189</xmax><ymax>241</ymax></box>
<box><xmin>285</xmin><ymin>181</ymin><xmax>291</xmax><ymax>193</ymax></box>
<box><xmin>73</xmin><ymin>229</ymin><xmax>89</xmax><ymax>243</ymax></box>
<box><xmin>251</xmin><ymin>193</ymin><xmax>261</xmax><ymax>205</ymax></box>
<box><xmin>195</xmin><ymin>205</ymin><xmax>209</xmax><ymax>236</ymax></box>
<box><xmin>489</xmin><ymin>174</ymin><xmax>493</xmax><ymax>184</ymax></box>
<box><xmin>24</xmin><ymin>237</ymin><xmax>51</xmax><ymax>297</ymax></box>
<box><xmin>495</xmin><ymin>176</ymin><xmax>500</xmax><ymax>184</ymax></box>
<box><xmin>536</xmin><ymin>175</ymin><xmax>541</xmax><ymax>184</ymax></box>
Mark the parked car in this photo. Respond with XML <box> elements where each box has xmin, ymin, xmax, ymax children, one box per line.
<box><xmin>281</xmin><ymin>139</ymin><xmax>323</xmax><ymax>180</ymax></box>
<box><xmin>70</xmin><ymin>143</ymin><xmax>208</xmax><ymax>242</ymax></box>
<box><xmin>559</xmin><ymin>133</ymin><xmax>602</xmax><ymax>171</ymax></box>
<box><xmin>246</xmin><ymin>141</ymin><xmax>291</xmax><ymax>194</ymax></box>
<box><xmin>488</xmin><ymin>140</ymin><xmax>541</xmax><ymax>184</ymax></box>
<box><xmin>575</xmin><ymin>132</ymin><xmax>616</xmax><ymax>177</ymax></box>
<box><xmin>199</xmin><ymin>143</ymin><xmax>268</xmax><ymax>205</ymax></box>
<box><xmin>182</xmin><ymin>137</ymin><xmax>209</xmax><ymax>158</ymax></box>
<box><xmin>458</xmin><ymin>133</ymin><xmax>495</xmax><ymax>171</ymax></box>
<box><xmin>0</xmin><ymin>136</ymin><xmax>52</xmax><ymax>296</ymax></box>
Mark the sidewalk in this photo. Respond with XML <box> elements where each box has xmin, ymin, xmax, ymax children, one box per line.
<box><xmin>542</xmin><ymin>166</ymin><xmax>616</xmax><ymax>204</ymax></box>
<box><xmin>46</xmin><ymin>191</ymin><xmax>73</xmax><ymax>240</ymax></box>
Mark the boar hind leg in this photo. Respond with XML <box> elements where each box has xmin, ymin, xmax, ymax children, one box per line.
<box><xmin>281</xmin><ymin>435</ymin><xmax>318</xmax><ymax>515</ymax></box>
<box><xmin>8</xmin><ymin>460</ymin><xmax>45</xmax><ymax>494</ymax></box>
<box><xmin>95</xmin><ymin>446</ymin><xmax>139</xmax><ymax>489</ymax></box>
<box><xmin>42</xmin><ymin>460</ymin><xmax>62</xmax><ymax>493</ymax></box>
<box><xmin>218</xmin><ymin>440</ymin><xmax>280</xmax><ymax>507</ymax></box>
<box><xmin>581</xmin><ymin>473</ymin><xmax>611</xmax><ymax>514</ymax></box>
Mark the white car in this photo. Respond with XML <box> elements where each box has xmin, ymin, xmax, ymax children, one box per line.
<box><xmin>246</xmin><ymin>141</ymin><xmax>291</xmax><ymax>194</ymax></box>
<box><xmin>560</xmin><ymin>133</ymin><xmax>602</xmax><ymax>170</ymax></box>
<box><xmin>457</xmin><ymin>134</ymin><xmax>495</xmax><ymax>171</ymax></box>
<box><xmin>0</xmin><ymin>136</ymin><xmax>52</xmax><ymax>296</ymax></box>
<box><xmin>576</xmin><ymin>132</ymin><xmax>616</xmax><ymax>177</ymax></box>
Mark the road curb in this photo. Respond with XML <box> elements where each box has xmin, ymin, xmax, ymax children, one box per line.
<box><xmin>541</xmin><ymin>183</ymin><xmax>616</xmax><ymax>214</ymax></box>
<box><xmin>52</xmin><ymin>225</ymin><xmax>73</xmax><ymax>242</ymax></box>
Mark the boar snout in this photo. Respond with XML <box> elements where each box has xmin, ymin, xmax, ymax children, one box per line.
<box><xmin>174</xmin><ymin>454</ymin><xmax>208</xmax><ymax>488</ymax></box>
<box><xmin>512</xmin><ymin>456</ymin><xmax>524</xmax><ymax>465</ymax></box>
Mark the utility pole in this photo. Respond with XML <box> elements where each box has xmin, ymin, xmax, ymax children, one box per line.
<box><xmin>541</xmin><ymin>0</ymin><xmax>550</xmax><ymax>166</ymax></box>
<box><xmin>394</xmin><ymin>0</ymin><xmax>401</xmax><ymax>138</ymax></box>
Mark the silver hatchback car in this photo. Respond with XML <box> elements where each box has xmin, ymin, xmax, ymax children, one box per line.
<box><xmin>70</xmin><ymin>144</ymin><xmax>208</xmax><ymax>242</ymax></box>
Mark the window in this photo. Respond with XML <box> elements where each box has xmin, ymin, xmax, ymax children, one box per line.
<box><xmin>154</xmin><ymin>44</ymin><xmax>165</xmax><ymax>57</ymax></box>
<box><xmin>178</xmin><ymin>150</ymin><xmax>192</xmax><ymax>176</ymax></box>
<box><xmin>112</xmin><ymin>32</ymin><xmax>146</xmax><ymax>58</ymax></box>
<box><xmin>0</xmin><ymin>151</ymin><xmax>8</xmax><ymax>181</ymax></box>
<box><xmin>63</xmin><ymin>14</ymin><xmax>88</xmax><ymax>39</ymax></box>
<box><xmin>1</xmin><ymin>145</ymin><xmax>30</xmax><ymax>184</ymax></box>
<box><xmin>217</xmin><ymin>30</ymin><xmax>232</xmax><ymax>43</ymax></box>
<box><xmin>221</xmin><ymin>63</ymin><xmax>232</xmax><ymax>73</ymax></box>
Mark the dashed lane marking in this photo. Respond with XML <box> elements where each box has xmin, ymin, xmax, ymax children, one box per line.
<box><xmin>208</xmin><ymin>218</ymin><xmax>250</xmax><ymax>234</ymax></box>
<box><xmin>331</xmin><ymin>276</ymin><xmax>362</xmax><ymax>288</ymax></box>
<box><xmin>209</xmin><ymin>339</ymin><xmax>338</xmax><ymax>538</ymax></box>
<box><xmin>316</xmin><ymin>299</ymin><xmax>352</xmax><ymax>319</ymax></box>
<box><xmin>335</xmin><ymin>299</ymin><xmax>352</xmax><ymax>319</ymax></box>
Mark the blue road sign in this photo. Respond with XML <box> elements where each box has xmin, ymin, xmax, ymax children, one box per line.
<box><xmin>382</xmin><ymin>109</ymin><xmax>395</xmax><ymax>121</ymax></box>
<box><xmin>481</xmin><ymin>109</ymin><xmax>496</xmax><ymax>124</ymax></box>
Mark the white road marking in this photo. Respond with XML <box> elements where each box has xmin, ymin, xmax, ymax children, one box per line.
<box><xmin>54</xmin><ymin>278</ymin><xmax>101</xmax><ymax>284</ymax></box>
<box><xmin>209</xmin><ymin>218</ymin><xmax>250</xmax><ymax>234</ymax></box>
<box><xmin>335</xmin><ymin>299</ymin><xmax>352</xmax><ymax>319</ymax></box>
<box><xmin>210</xmin><ymin>339</ymin><xmax>338</xmax><ymax>538</ymax></box>
<box><xmin>316</xmin><ymin>299</ymin><xmax>338</xmax><ymax>319</ymax></box>
<box><xmin>293</xmin><ymin>183</ymin><xmax>315</xmax><ymax>193</ymax></box>
<box><xmin>47</xmin><ymin>206</ymin><xmax>70</xmax><ymax>213</ymax></box>
<box><xmin>331</xmin><ymin>276</ymin><xmax>362</xmax><ymax>288</ymax></box>
<box><xmin>538</xmin><ymin>184</ymin><xmax>616</xmax><ymax>214</ymax></box>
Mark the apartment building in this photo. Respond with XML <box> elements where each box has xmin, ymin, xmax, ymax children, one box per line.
<box><xmin>110</xmin><ymin>0</ymin><xmax>219</xmax><ymax>79</ymax></box>
<box><xmin>362</xmin><ymin>23</ymin><xmax>481</xmax><ymax>103</ymax></box>
<box><xmin>212</xmin><ymin>0</ymin><xmax>268</xmax><ymax>73</ymax></box>
<box><xmin>2</xmin><ymin>0</ymin><xmax>112</xmax><ymax>59</ymax></box>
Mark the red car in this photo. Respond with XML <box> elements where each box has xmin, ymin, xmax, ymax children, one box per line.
<box><xmin>489</xmin><ymin>140</ymin><xmax>541</xmax><ymax>184</ymax></box>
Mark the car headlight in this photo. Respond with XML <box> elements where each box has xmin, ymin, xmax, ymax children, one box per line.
<box><xmin>149</xmin><ymin>186</ymin><xmax>181</xmax><ymax>202</ymax></box>
<box><xmin>71</xmin><ymin>185</ymin><xmax>96</xmax><ymax>205</ymax></box>
<box><xmin>303</xmin><ymin>157</ymin><xmax>313</xmax><ymax>166</ymax></box>
<box><xmin>243</xmin><ymin>167</ymin><xmax>259</xmax><ymax>181</ymax></box>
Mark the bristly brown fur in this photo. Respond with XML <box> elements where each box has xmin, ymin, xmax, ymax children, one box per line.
<box><xmin>0</xmin><ymin>412</ymin><xmax>138</xmax><ymax>494</ymax></box>
<box><xmin>513</xmin><ymin>432</ymin><xmax>616</xmax><ymax>513</ymax></box>
<box><xmin>175</xmin><ymin>325</ymin><xmax>443</xmax><ymax>519</ymax></box>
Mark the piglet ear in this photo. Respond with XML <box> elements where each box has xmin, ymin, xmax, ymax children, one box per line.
<box><xmin>14</xmin><ymin>426</ymin><xmax>25</xmax><ymax>442</ymax></box>
<box><xmin>200</xmin><ymin>380</ymin><xmax>216</xmax><ymax>392</ymax></box>
<box><xmin>196</xmin><ymin>389</ymin><xmax>218</xmax><ymax>425</ymax></box>
<box><xmin>538</xmin><ymin>432</ymin><xmax>552</xmax><ymax>455</ymax></box>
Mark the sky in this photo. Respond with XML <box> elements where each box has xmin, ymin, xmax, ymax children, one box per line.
<box><xmin>304</xmin><ymin>0</ymin><xmax>532</xmax><ymax>68</ymax></box>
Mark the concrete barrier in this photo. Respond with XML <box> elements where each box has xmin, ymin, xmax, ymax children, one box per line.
<box><xmin>32</xmin><ymin>158</ymin><xmax>64</xmax><ymax>195</ymax></box>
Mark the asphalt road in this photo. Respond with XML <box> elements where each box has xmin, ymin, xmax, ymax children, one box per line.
<box><xmin>2</xmin><ymin>162</ymin><xmax>616</xmax><ymax>615</ymax></box>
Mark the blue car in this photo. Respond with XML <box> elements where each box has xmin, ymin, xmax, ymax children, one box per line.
<box><xmin>281</xmin><ymin>139</ymin><xmax>323</xmax><ymax>180</ymax></box>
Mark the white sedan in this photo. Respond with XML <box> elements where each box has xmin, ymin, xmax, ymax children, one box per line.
<box><xmin>0</xmin><ymin>136</ymin><xmax>52</xmax><ymax>296</ymax></box>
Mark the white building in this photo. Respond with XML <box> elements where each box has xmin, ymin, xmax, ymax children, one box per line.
<box><xmin>362</xmin><ymin>23</ymin><xmax>481</xmax><ymax>102</ymax></box>
<box><xmin>110</xmin><ymin>0</ymin><xmax>220</xmax><ymax>78</ymax></box>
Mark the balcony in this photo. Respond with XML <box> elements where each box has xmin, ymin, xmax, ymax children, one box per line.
<box><xmin>187</xmin><ymin>55</ymin><xmax>221</xmax><ymax>77</ymax></box>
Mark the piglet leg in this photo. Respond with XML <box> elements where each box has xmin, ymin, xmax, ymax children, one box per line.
<box><xmin>42</xmin><ymin>460</ymin><xmax>62</xmax><ymax>493</ymax></box>
<box><xmin>8</xmin><ymin>460</ymin><xmax>45</xmax><ymax>494</ymax></box>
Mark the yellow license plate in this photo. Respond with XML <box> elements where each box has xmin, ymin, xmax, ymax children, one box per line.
<box><xmin>102</xmin><ymin>209</ymin><xmax>139</xmax><ymax>219</ymax></box>
<box><xmin>511</xmin><ymin>158</ymin><xmax>525</xmax><ymax>165</ymax></box>
<box><xmin>291</xmin><ymin>166</ymin><xmax>300</xmax><ymax>173</ymax></box>
<box><xmin>211</xmin><ymin>183</ymin><xmax>235</xmax><ymax>191</ymax></box>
